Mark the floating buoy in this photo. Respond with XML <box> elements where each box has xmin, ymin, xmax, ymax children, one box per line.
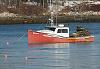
<box><xmin>6</xmin><ymin>42</ymin><xmax>9</xmax><ymax>45</ymax></box>
<box><xmin>4</xmin><ymin>54</ymin><xmax>7</xmax><ymax>58</ymax></box>
<box><xmin>25</xmin><ymin>57</ymin><xmax>28</xmax><ymax>61</ymax></box>
<box><xmin>25</xmin><ymin>57</ymin><xmax>28</xmax><ymax>64</ymax></box>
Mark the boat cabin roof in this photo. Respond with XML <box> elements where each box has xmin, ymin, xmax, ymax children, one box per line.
<box><xmin>45</xmin><ymin>26</ymin><xmax>69</xmax><ymax>29</ymax></box>
<box><xmin>45</xmin><ymin>25</ymin><xmax>69</xmax><ymax>37</ymax></box>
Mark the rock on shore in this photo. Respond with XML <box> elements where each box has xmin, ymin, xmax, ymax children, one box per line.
<box><xmin>0</xmin><ymin>15</ymin><xmax>100</xmax><ymax>25</ymax></box>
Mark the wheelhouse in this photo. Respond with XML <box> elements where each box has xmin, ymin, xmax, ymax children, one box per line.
<box><xmin>56</xmin><ymin>27</ymin><xmax>69</xmax><ymax>37</ymax></box>
<box><xmin>46</xmin><ymin>26</ymin><xmax>69</xmax><ymax>37</ymax></box>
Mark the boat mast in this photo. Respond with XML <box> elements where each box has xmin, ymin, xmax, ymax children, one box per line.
<box><xmin>55</xmin><ymin>0</ymin><xmax>58</xmax><ymax>26</ymax></box>
<box><xmin>49</xmin><ymin>0</ymin><xmax>54</xmax><ymax>26</ymax></box>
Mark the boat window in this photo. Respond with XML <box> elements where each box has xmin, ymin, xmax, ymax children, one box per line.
<box><xmin>46</xmin><ymin>27</ymin><xmax>56</xmax><ymax>31</ymax></box>
<box><xmin>57</xmin><ymin>29</ymin><xmax>68</xmax><ymax>33</ymax></box>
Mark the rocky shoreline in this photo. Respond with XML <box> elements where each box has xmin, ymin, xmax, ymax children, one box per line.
<box><xmin>0</xmin><ymin>15</ymin><xmax>100</xmax><ymax>25</ymax></box>
<box><xmin>0</xmin><ymin>1</ymin><xmax>100</xmax><ymax>25</ymax></box>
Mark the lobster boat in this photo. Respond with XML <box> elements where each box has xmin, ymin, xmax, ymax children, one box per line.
<box><xmin>28</xmin><ymin>24</ymin><xmax>94</xmax><ymax>44</ymax></box>
<box><xmin>27</xmin><ymin>0</ymin><xmax>94</xmax><ymax>44</ymax></box>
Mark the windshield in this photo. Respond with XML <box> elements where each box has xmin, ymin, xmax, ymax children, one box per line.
<box><xmin>57</xmin><ymin>29</ymin><xmax>68</xmax><ymax>33</ymax></box>
<box><xmin>46</xmin><ymin>27</ymin><xmax>56</xmax><ymax>31</ymax></box>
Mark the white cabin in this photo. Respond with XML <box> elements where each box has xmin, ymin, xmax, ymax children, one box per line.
<box><xmin>37</xmin><ymin>25</ymin><xmax>69</xmax><ymax>38</ymax></box>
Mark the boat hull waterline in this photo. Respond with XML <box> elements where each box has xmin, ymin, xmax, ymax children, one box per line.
<box><xmin>28</xmin><ymin>30</ymin><xmax>94</xmax><ymax>44</ymax></box>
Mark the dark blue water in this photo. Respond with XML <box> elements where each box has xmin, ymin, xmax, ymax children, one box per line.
<box><xmin>0</xmin><ymin>23</ymin><xmax>100</xmax><ymax>69</ymax></box>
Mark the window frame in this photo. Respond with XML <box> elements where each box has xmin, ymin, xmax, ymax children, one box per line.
<box><xmin>57</xmin><ymin>29</ymin><xmax>68</xmax><ymax>33</ymax></box>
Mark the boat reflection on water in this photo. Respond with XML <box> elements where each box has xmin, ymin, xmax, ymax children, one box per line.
<box><xmin>28</xmin><ymin>43</ymin><xmax>70</xmax><ymax>69</ymax></box>
<box><xmin>28</xmin><ymin>43</ymin><xmax>69</xmax><ymax>47</ymax></box>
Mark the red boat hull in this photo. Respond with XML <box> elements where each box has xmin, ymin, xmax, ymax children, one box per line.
<box><xmin>28</xmin><ymin>30</ymin><xmax>94</xmax><ymax>44</ymax></box>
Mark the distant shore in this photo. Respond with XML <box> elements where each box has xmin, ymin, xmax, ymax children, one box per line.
<box><xmin>0</xmin><ymin>15</ymin><xmax>100</xmax><ymax>25</ymax></box>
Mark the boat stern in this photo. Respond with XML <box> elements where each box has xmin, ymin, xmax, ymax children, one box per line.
<box><xmin>28</xmin><ymin>30</ymin><xmax>33</xmax><ymax>44</ymax></box>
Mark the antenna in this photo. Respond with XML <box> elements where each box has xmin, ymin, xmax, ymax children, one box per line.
<box><xmin>43</xmin><ymin>0</ymin><xmax>44</xmax><ymax>8</ymax></box>
<box><xmin>49</xmin><ymin>0</ymin><xmax>54</xmax><ymax>26</ymax></box>
<box><xmin>55</xmin><ymin>0</ymin><xmax>58</xmax><ymax>26</ymax></box>
<box><xmin>28</xmin><ymin>0</ymin><xmax>30</xmax><ymax>2</ymax></box>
